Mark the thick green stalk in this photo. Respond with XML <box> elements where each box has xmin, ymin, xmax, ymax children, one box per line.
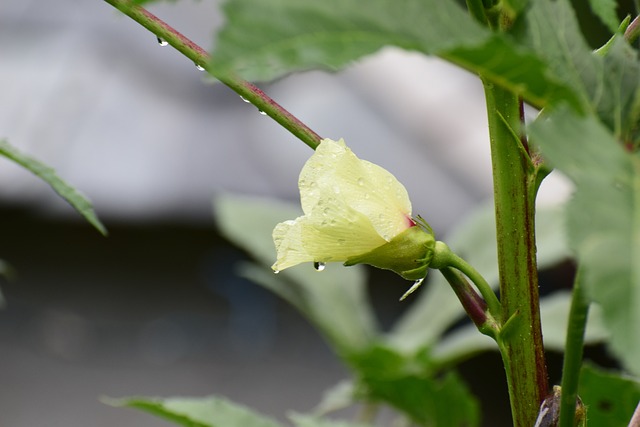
<box><xmin>482</xmin><ymin>81</ymin><xmax>547</xmax><ymax>426</ymax></box>
<box><xmin>558</xmin><ymin>269</ymin><xmax>589</xmax><ymax>427</ymax></box>
<box><xmin>103</xmin><ymin>0</ymin><xmax>322</xmax><ymax>150</ymax></box>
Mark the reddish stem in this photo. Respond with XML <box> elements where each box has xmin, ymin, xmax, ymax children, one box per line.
<box><xmin>103</xmin><ymin>0</ymin><xmax>322</xmax><ymax>150</ymax></box>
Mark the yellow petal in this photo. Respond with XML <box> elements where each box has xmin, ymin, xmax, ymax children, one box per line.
<box><xmin>272</xmin><ymin>218</ymin><xmax>313</xmax><ymax>271</ymax></box>
<box><xmin>300</xmin><ymin>195</ymin><xmax>387</xmax><ymax>261</ymax></box>
<box><xmin>272</xmin><ymin>197</ymin><xmax>387</xmax><ymax>271</ymax></box>
<box><xmin>299</xmin><ymin>138</ymin><xmax>412</xmax><ymax>242</ymax></box>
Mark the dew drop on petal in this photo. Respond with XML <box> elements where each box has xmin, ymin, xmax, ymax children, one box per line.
<box><xmin>357</xmin><ymin>178</ymin><xmax>365</xmax><ymax>186</ymax></box>
<box><xmin>273</xmin><ymin>270</ymin><xmax>280</xmax><ymax>274</ymax></box>
<box><xmin>195</xmin><ymin>63</ymin><xmax>206</xmax><ymax>71</ymax></box>
<box><xmin>157</xmin><ymin>37</ymin><xmax>169</xmax><ymax>47</ymax></box>
<box><xmin>313</xmin><ymin>261</ymin><xmax>326</xmax><ymax>272</ymax></box>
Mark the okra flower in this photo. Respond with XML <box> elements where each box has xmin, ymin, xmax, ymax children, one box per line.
<box><xmin>272</xmin><ymin>138</ymin><xmax>435</xmax><ymax>281</ymax></box>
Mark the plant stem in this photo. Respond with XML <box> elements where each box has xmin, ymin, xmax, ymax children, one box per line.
<box><xmin>103</xmin><ymin>0</ymin><xmax>322</xmax><ymax>150</ymax></box>
<box><xmin>625</xmin><ymin>15</ymin><xmax>640</xmax><ymax>45</ymax></box>
<box><xmin>630</xmin><ymin>400</ymin><xmax>640</xmax><ymax>427</ymax></box>
<box><xmin>439</xmin><ymin>267</ymin><xmax>493</xmax><ymax>334</ymax></box>
<box><xmin>558</xmin><ymin>268</ymin><xmax>589</xmax><ymax>427</ymax></box>
<box><xmin>482</xmin><ymin>81</ymin><xmax>547</xmax><ymax>426</ymax></box>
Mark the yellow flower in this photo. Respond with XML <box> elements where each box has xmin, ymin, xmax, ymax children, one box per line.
<box><xmin>272</xmin><ymin>138</ymin><xmax>434</xmax><ymax>281</ymax></box>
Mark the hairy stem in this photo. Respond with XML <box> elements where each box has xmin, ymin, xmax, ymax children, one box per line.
<box><xmin>103</xmin><ymin>0</ymin><xmax>322</xmax><ymax>150</ymax></box>
<box><xmin>482</xmin><ymin>81</ymin><xmax>547</xmax><ymax>426</ymax></box>
<box><xmin>558</xmin><ymin>269</ymin><xmax>589</xmax><ymax>427</ymax></box>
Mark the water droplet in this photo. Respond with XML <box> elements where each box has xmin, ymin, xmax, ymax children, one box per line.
<box><xmin>273</xmin><ymin>270</ymin><xmax>280</xmax><ymax>275</ymax></box>
<box><xmin>258</xmin><ymin>110</ymin><xmax>267</xmax><ymax>116</ymax></box>
<box><xmin>157</xmin><ymin>37</ymin><xmax>168</xmax><ymax>47</ymax></box>
<box><xmin>240</xmin><ymin>96</ymin><xmax>251</xmax><ymax>103</ymax></box>
<box><xmin>357</xmin><ymin>178</ymin><xmax>365</xmax><ymax>186</ymax></box>
<box><xmin>313</xmin><ymin>261</ymin><xmax>326</xmax><ymax>272</ymax></box>
<box><xmin>333</xmin><ymin>186</ymin><xmax>341</xmax><ymax>194</ymax></box>
<box><xmin>195</xmin><ymin>63</ymin><xmax>205</xmax><ymax>71</ymax></box>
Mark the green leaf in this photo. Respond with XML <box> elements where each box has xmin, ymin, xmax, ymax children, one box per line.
<box><xmin>521</xmin><ymin>0</ymin><xmax>601</xmax><ymax>110</ymax></box>
<box><xmin>588</xmin><ymin>0</ymin><xmax>620</xmax><ymax>33</ymax></box>
<box><xmin>289</xmin><ymin>413</ymin><xmax>372</xmax><ymax>427</ymax></box>
<box><xmin>213</xmin><ymin>194</ymin><xmax>377</xmax><ymax>356</ymax></box>
<box><xmin>521</xmin><ymin>0</ymin><xmax>640</xmax><ymax>139</ymax></box>
<box><xmin>388</xmin><ymin>202</ymin><xmax>571</xmax><ymax>356</ymax></box>
<box><xmin>578</xmin><ymin>364</ymin><xmax>640</xmax><ymax>426</ymax></box>
<box><xmin>104</xmin><ymin>395</ymin><xmax>284</xmax><ymax>427</ymax></box>
<box><xmin>349</xmin><ymin>345</ymin><xmax>479</xmax><ymax>426</ymax></box>
<box><xmin>536</xmin><ymin>292</ymin><xmax>609</xmax><ymax>351</ymax></box>
<box><xmin>212</xmin><ymin>0</ymin><xmax>579</xmax><ymax>109</ymax></box>
<box><xmin>311</xmin><ymin>380</ymin><xmax>356</xmax><ymax>416</ymax></box>
<box><xmin>529</xmin><ymin>107</ymin><xmax>640</xmax><ymax>375</ymax></box>
<box><xmin>0</xmin><ymin>139</ymin><xmax>107</xmax><ymax>236</ymax></box>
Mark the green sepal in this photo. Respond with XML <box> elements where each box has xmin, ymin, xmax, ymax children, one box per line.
<box><xmin>344</xmin><ymin>225</ymin><xmax>435</xmax><ymax>281</ymax></box>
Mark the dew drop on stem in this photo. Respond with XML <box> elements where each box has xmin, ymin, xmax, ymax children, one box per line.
<box><xmin>239</xmin><ymin>96</ymin><xmax>251</xmax><ymax>103</ymax></box>
<box><xmin>195</xmin><ymin>63</ymin><xmax>205</xmax><ymax>71</ymax></box>
<box><xmin>313</xmin><ymin>261</ymin><xmax>326</xmax><ymax>272</ymax></box>
<box><xmin>157</xmin><ymin>37</ymin><xmax>169</xmax><ymax>47</ymax></box>
<box><xmin>273</xmin><ymin>269</ymin><xmax>280</xmax><ymax>274</ymax></box>
<box><xmin>258</xmin><ymin>110</ymin><xmax>267</xmax><ymax>116</ymax></box>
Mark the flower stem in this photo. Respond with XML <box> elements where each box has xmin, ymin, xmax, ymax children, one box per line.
<box><xmin>558</xmin><ymin>268</ymin><xmax>589</xmax><ymax>427</ymax></box>
<box><xmin>432</xmin><ymin>241</ymin><xmax>501</xmax><ymax>322</ymax></box>
<box><xmin>102</xmin><ymin>0</ymin><xmax>322</xmax><ymax>150</ymax></box>
<box><xmin>482</xmin><ymin>80</ymin><xmax>547</xmax><ymax>426</ymax></box>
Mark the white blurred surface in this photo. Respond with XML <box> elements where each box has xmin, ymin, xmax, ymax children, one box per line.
<box><xmin>0</xmin><ymin>0</ymin><xmax>512</xmax><ymax>232</ymax></box>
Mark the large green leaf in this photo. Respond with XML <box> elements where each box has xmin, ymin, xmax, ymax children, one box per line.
<box><xmin>349</xmin><ymin>345</ymin><xmax>479</xmax><ymax>426</ymax></box>
<box><xmin>105</xmin><ymin>395</ymin><xmax>283</xmax><ymax>427</ymax></box>
<box><xmin>0</xmin><ymin>139</ymin><xmax>106</xmax><ymax>235</ymax></box>
<box><xmin>388</xmin><ymin>202</ymin><xmax>571</xmax><ymax>356</ymax></box>
<box><xmin>211</xmin><ymin>0</ymin><xmax>578</xmax><ymax>109</ymax></box>
<box><xmin>521</xmin><ymin>0</ymin><xmax>640</xmax><ymax>139</ymax></box>
<box><xmin>578</xmin><ymin>364</ymin><xmax>640</xmax><ymax>426</ymax></box>
<box><xmin>588</xmin><ymin>0</ymin><xmax>621</xmax><ymax>33</ymax></box>
<box><xmin>529</xmin><ymin>107</ymin><xmax>640</xmax><ymax>375</ymax></box>
<box><xmin>213</xmin><ymin>194</ymin><xmax>377</xmax><ymax>356</ymax></box>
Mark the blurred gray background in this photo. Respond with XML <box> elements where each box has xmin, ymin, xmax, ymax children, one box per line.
<box><xmin>0</xmin><ymin>0</ymin><xmax>594</xmax><ymax>426</ymax></box>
